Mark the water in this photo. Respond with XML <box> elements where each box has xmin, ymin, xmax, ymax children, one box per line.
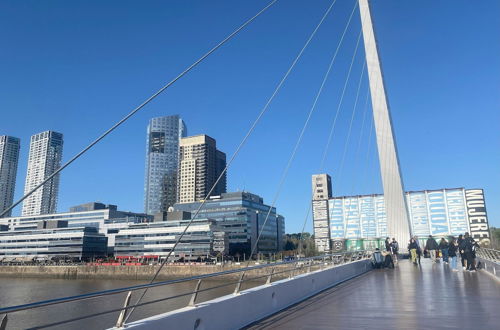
<box><xmin>0</xmin><ymin>276</ymin><xmax>258</xmax><ymax>329</ymax></box>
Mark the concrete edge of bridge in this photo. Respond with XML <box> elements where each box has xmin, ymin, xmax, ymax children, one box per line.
<box><xmin>477</xmin><ymin>257</ymin><xmax>500</xmax><ymax>282</ymax></box>
<box><xmin>114</xmin><ymin>259</ymin><xmax>372</xmax><ymax>330</ymax></box>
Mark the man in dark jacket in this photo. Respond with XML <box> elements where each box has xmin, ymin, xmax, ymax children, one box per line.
<box><xmin>439</xmin><ymin>238</ymin><xmax>449</xmax><ymax>263</ymax></box>
<box><xmin>425</xmin><ymin>235</ymin><xmax>439</xmax><ymax>263</ymax></box>
<box><xmin>458</xmin><ymin>234</ymin><xmax>466</xmax><ymax>269</ymax></box>
<box><xmin>462</xmin><ymin>233</ymin><xmax>477</xmax><ymax>272</ymax></box>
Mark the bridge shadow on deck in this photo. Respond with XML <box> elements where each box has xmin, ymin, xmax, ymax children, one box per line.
<box><xmin>245</xmin><ymin>259</ymin><xmax>499</xmax><ymax>330</ymax></box>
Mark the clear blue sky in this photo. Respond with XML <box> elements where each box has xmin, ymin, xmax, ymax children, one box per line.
<box><xmin>1</xmin><ymin>0</ymin><xmax>499</xmax><ymax>233</ymax></box>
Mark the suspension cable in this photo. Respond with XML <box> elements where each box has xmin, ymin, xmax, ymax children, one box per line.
<box><xmin>335</xmin><ymin>57</ymin><xmax>365</xmax><ymax>191</ymax></box>
<box><xmin>124</xmin><ymin>0</ymin><xmax>338</xmax><ymax>322</ymax></box>
<box><xmin>243</xmin><ymin>0</ymin><xmax>342</xmax><ymax>266</ymax></box>
<box><xmin>347</xmin><ymin>86</ymin><xmax>371</xmax><ymax>196</ymax></box>
<box><xmin>293</xmin><ymin>0</ymin><xmax>359</xmax><ymax>256</ymax></box>
<box><xmin>0</xmin><ymin>0</ymin><xmax>279</xmax><ymax>218</ymax></box>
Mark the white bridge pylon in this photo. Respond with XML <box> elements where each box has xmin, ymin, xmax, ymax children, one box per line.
<box><xmin>359</xmin><ymin>0</ymin><xmax>412</xmax><ymax>246</ymax></box>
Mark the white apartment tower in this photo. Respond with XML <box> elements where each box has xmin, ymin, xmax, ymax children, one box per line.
<box><xmin>0</xmin><ymin>136</ymin><xmax>21</xmax><ymax>217</ymax></box>
<box><xmin>22</xmin><ymin>131</ymin><xmax>63</xmax><ymax>216</ymax></box>
<box><xmin>177</xmin><ymin>135</ymin><xmax>226</xmax><ymax>204</ymax></box>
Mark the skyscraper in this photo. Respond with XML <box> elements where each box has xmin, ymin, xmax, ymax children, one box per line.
<box><xmin>0</xmin><ymin>136</ymin><xmax>20</xmax><ymax>217</ymax></box>
<box><xmin>22</xmin><ymin>131</ymin><xmax>63</xmax><ymax>216</ymax></box>
<box><xmin>144</xmin><ymin>115</ymin><xmax>187</xmax><ymax>215</ymax></box>
<box><xmin>177</xmin><ymin>135</ymin><xmax>226</xmax><ymax>204</ymax></box>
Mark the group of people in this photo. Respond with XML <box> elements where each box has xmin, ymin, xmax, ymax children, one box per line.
<box><xmin>408</xmin><ymin>232</ymin><xmax>480</xmax><ymax>271</ymax></box>
<box><xmin>372</xmin><ymin>237</ymin><xmax>399</xmax><ymax>269</ymax></box>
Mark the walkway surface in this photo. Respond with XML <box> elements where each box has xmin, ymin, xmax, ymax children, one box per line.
<box><xmin>246</xmin><ymin>259</ymin><xmax>500</xmax><ymax>330</ymax></box>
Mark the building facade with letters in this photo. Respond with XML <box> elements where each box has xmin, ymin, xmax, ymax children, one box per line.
<box><xmin>312</xmin><ymin>185</ymin><xmax>491</xmax><ymax>251</ymax></box>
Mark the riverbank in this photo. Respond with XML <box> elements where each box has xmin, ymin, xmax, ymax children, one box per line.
<box><xmin>0</xmin><ymin>264</ymin><xmax>284</xmax><ymax>280</ymax></box>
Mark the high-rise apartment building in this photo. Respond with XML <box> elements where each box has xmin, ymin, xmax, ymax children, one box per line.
<box><xmin>144</xmin><ymin>115</ymin><xmax>187</xmax><ymax>215</ymax></box>
<box><xmin>0</xmin><ymin>136</ymin><xmax>21</xmax><ymax>217</ymax></box>
<box><xmin>177</xmin><ymin>135</ymin><xmax>226</xmax><ymax>203</ymax></box>
<box><xmin>22</xmin><ymin>131</ymin><xmax>63</xmax><ymax>216</ymax></box>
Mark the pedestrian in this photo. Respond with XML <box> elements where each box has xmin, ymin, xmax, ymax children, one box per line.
<box><xmin>462</xmin><ymin>233</ymin><xmax>476</xmax><ymax>272</ymax></box>
<box><xmin>439</xmin><ymin>238</ymin><xmax>449</xmax><ymax>263</ymax></box>
<box><xmin>413</xmin><ymin>236</ymin><xmax>422</xmax><ymax>265</ymax></box>
<box><xmin>458</xmin><ymin>234</ymin><xmax>466</xmax><ymax>270</ymax></box>
<box><xmin>448</xmin><ymin>237</ymin><xmax>459</xmax><ymax>272</ymax></box>
<box><xmin>385</xmin><ymin>237</ymin><xmax>391</xmax><ymax>252</ymax></box>
<box><xmin>409</xmin><ymin>238</ymin><xmax>418</xmax><ymax>265</ymax></box>
<box><xmin>390</xmin><ymin>238</ymin><xmax>399</xmax><ymax>263</ymax></box>
<box><xmin>425</xmin><ymin>235</ymin><xmax>439</xmax><ymax>262</ymax></box>
<box><xmin>372</xmin><ymin>248</ymin><xmax>383</xmax><ymax>269</ymax></box>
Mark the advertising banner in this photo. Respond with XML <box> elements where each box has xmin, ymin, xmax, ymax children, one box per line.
<box><xmin>329</xmin><ymin>199</ymin><xmax>345</xmax><ymax>239</ymax></box>
<box><xmin>407</xmin><ymin>192</ymin><xmax>430</xmax><ymax>237</ymax></box>
<box><xmin>344</xmin><ymin>197</ymin><xmax>360</xmax><ymax>239</ymax></box>
<box><xmin>465</xmin><ymin>189</ymin><xmax>490</xmax><ymax>245</ymax></box>
<box><xmin>427</xmin><ymin>191</ymin><xmax>449</xmax><ymax>235</ymax></box>
<box><xmin>313</xmin><ymin>200</ymin><xmax>330</xmax><ymax>251</ymax></box>
<box><xmin>360</xmin><ymin>196</ymin><xmax>377</xmax><ymax>238</ymax></box>
<box><xmin>445</xmin><ymin>189</ymin><xmax>469</xmax><ymax>235</ymax></box>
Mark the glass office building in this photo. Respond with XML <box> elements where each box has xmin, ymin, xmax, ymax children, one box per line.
<box><xmin>144</xmin><ymin>115</ymin><xmax>187</xmax><ymax>215</ymax></box>
<box><xmin>0</xmin><ymin>203</ymin><xmax>152</xmax><ymax>253</ymax></box>
<box><xmin>0</xmin><ymin>136</ymin><xmax>21</xmax><ymax>218</ymax></box>
<box><xmin>114</xmin><ymin>219</ymin><xmax>227</xmax><ymax>260</ymax></box>
<box><xmin>0</xmin><ymin>226</ymin><xmax>108</xmax><ymax>260</ymax></box>
<box><xmin>173</xmin><ymin>192</ymin><xmax>285</xmax><ymax>255</ymax></box>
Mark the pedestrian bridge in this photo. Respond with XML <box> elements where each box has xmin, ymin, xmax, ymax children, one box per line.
<box><xmin>0</xmin><ymin>250</ymin><xmax>498</xmax><ymax>329</ymax></box>
<box><xmin>246</xmin><ymin>260</ymin><xmax>500</xmax><ymax>330</ymax></box>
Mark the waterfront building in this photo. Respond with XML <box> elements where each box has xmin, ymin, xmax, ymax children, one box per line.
<box><xmin>113</xmin><ymin>219</ymin><xmax>227</xmax><ymax>260</ymax></box>
<box><xmin>311</xmin><ymin>175</ymin><xmax>491</xmax><ymax>251</ymax></box>
<box><xmin>144</xmin><ymin>115</ymin><xmax>187</xmax><ymax>215</ymax></box>
<box><xmin>312</xmin><ymin>174</ymin><xmax>333</xmax><ymax>253</ymax></box>
<box><xmin>22</xmin><ymin>131</ymin><xmax>64</xmax><ymax>216</ymax></box>
<box><xmin>0</xmin><ymin>202</ymin><xmax>152</xmax><ymax>253</ymax></box>
<box><xmin>0</xmin><ymin>226</ymin><xmax>108</xmax><ymax>261</ymax></box>
<box><xmin>174</xmin><ymin>191</ymin><xmax>285</xmax><ymax>255</ymax></box>
<box><xmin>177</xmin><ymin>135</ymin><xmax>226</xmax><ymax>204</ymax></box>
<box><xmin>0</xmin><ymin>136</ymin><xmax>21</xmax><ymax>217</ymax></box>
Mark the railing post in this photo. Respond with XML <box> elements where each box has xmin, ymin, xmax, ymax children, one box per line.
<box><xmin>188</xmin><ymin>279</ymin><xmax>202</xmax><ymax>307</ymax></box>
<box><xmin>0</xmin><ymin>314</ymin><xmax>7</xmax><ymax>330</ymax></box>
<box><xmin>234</xmin><ymin>272</ymin><xmax>245</xmax><ymax>295</ymax></box>
<box><xmin>266</xmin><ymin>267</ymin><xmax>275</xmax><ymax>285</ymax></box>
<box><xmin>115</xmin><ymin>291</ymin><xmax>132</xmax><ymax>328</ymax></box>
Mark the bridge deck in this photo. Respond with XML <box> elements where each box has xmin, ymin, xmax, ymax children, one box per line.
<box><xmin>246</xmin><ymin>259</ymin><xmax>499</xmax><ymax>329</ymax></box>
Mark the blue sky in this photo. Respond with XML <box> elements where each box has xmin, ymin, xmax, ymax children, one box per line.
<box><xmin>1</xmin><ymin>0</ymin><xmax>499</xmax><ymax>233</ymax></box>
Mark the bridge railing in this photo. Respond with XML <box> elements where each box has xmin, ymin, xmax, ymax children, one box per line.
<box><xmin>476</xmin><ymin>248</ymin><xmax>500</xmax><ymax>279</ymax></box>
<box><xmin>0</xmin><ymin>250</ymin><xmax>371</xmax><ymax>330</ymax></box>
<box><xmin>476</xmin><ymin>248</ymin><xmax>500</xmax><ymax>263</ymax></box>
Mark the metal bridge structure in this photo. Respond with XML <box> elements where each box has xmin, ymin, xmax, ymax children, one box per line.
<box><xmin>0</xmin><ymin>0</ymin><xmax>498</xmax><ymax>329</ymax></box>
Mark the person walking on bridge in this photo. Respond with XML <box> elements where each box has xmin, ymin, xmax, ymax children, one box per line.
<box><xmin>462</xmin><ymin>233</ymin><xmax>477</xmax><ymax>272</ymax></box>
<box><xmin>384</xmin><ymin>237</ymin><xmax>391</xmax><ymax>253</ymax></box>
<box><xmin>448</xmin><ymin>237</ymin><xmax>459</xmax><ymax>271</ymax></box>
<box><xmin>425</xmin><ymin>235</ymin><xmax>439</xmax><ymax>263</ymax></box>
<box><xmin>439</xmin><ymin>238</ymin><xmax>449</xmax><ymax>263</ymax></box>
<box><xmin>458</xmin><ymin>234</ymin><xmax>466</xmax><ymax>269</ymax></box>
<box><xmin>409</xmin><ymin>238</ymin><xmax>419</xmax><ymax>265</ymax></box>
<box><xmin>390</xmin><ymin>238</ymin><xmax>399</xmax><ymax>263</ymax></box>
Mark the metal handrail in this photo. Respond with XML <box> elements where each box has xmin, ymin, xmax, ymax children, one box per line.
<box><xmin>476</xmin><ymin>248</ymin><xmax>500</xmax><ymax>264</ymax></box>
<box><xmin>0</xmin><ymin>250</ymin><xmax>370</xmax><ymax>328</ymax></box>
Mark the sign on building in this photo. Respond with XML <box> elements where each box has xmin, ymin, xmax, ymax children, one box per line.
<box><xmin>465</xmin><ymin>189</ymin><xmax>490</xmax><ymax>246</ymax></box>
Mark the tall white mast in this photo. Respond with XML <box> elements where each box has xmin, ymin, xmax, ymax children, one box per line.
<box><xmin>359</xmin><ymin>0</ymin><xmax>412</xmax><ymax>246</ymax></box>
